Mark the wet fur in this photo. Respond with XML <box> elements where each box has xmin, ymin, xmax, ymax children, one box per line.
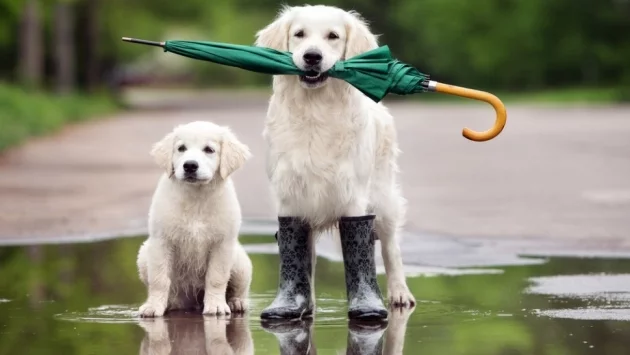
<box><xmin>137</xmin><ymin>121</ymin><xmax>253</xmax><ymax>317</ymax></box>
<box><xmin>255</xmin><ymin>5</ymin><xmax>415</xmax><ymax>307</ymax></box>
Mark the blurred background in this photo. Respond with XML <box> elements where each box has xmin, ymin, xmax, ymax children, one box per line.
<box><xmin>1</xmin><ymin>0</ymin><xmax>630</xmax><ymax>151</ymax></box>
<box><xmin>1</xmin><ymin>2</ymin><xmax>630</xmax><ymax>354</ymax></box>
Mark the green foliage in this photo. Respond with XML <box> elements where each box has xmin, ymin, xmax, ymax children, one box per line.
<box><xmin>0</xmin><ymin>83</ymin><xmax>118</xmax><ymax>151</ymax></box>
<box><xmin>1</xmin><ymin>0</ymin><xmax>629</xmax><ymax>95</ymax></box>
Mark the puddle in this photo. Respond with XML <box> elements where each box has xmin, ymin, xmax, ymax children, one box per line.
<box><xmin>526</xmin><ymin>274</ymin><xmax>630</xmax><ymax>322</ymax></box>
<box><xmin>1</xmin><ymin>236</ymin><xmax>630</xmax><ymax>354</ymax></box>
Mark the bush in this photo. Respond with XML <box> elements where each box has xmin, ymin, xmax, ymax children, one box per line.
<box><xmin>0</xmin><ymin>83</ymin><xmax>119</xmax><ymax>151</ymax></box>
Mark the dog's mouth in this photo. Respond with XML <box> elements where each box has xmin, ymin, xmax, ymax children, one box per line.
<box><xmin>299</xmin><ymin>70</ymin><xmax>329</xmax><ymax>85</ymax></box>
<box><xmin>183</xmin><ymin>174</ymin><xmax>207</xmax><ymax>183</ymax></box>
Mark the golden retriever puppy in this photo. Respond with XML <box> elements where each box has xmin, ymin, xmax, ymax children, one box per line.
<box><xmin>137</xmin><ymin>121</ymin><xmax>252</xmax><ymax>317</ymax></box>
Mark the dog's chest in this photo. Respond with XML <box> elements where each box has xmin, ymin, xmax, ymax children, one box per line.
<box><xmin>265</xmin><ymin>109</ymin><xmax>373</xmax><ymax>215</ymax></box>
<box><xmin>165</xmin><ymin>198</ymin><xmax>228</xmax><ymax>240</ymax></box>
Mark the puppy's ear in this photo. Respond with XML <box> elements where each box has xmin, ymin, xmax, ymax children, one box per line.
<box><xmin>150</xmin><ymin>131</ymin><xmax>175</xmax><ymax>177</ymax></box>
<box><xmin>219</xmin><ymin>129</ymin><xmax>251</xmax><ymax>179</ymax></box>
<box><xmin>254</xmin><ymin>6</ymin><xmax>292</xmax><ymax>51</ymax></box>
<box><xmin>344</xmin><ymin>11</ymin><xmax>379</xmax><ymax>59</ymax></box>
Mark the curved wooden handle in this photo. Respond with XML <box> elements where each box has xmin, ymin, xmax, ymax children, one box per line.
<box><xmin>433</xmin><ymin>82</ymin><xmax>507</xmax><ymax>142</ymax></box>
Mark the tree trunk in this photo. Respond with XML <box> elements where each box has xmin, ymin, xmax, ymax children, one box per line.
<box><xmin>18</xmin><ymin>0</ymin><xmax>44</xmax><ymax>88</ymax></box>
<box><xmin>54</xmin><ymin>1</ymin><xmax>76</xmax><ymax>94</ymax></box>
<box><xmin>84</xmin><ymin>0</ymin><xmax>100</xmax><ymax>92</ymax></box>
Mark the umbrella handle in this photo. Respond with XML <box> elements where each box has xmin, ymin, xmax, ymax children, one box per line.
<box><xmin>427</xmin><ymin>81</ymin><xmax>507</xmax><ymax>142</ymax></box>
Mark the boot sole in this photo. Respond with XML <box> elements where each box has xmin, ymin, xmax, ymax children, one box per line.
<box><xmin>260</xmin><ymin>308</ymin><xmax>314</xmax><ymax>320</ymax></box>
<box><xmin>348</xmin><ymin>308</ymin><xmax>388</xmax><ymax>320</ymax></box>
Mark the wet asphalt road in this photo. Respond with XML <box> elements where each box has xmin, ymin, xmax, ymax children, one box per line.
<box><xmin>0</xmin><ymin>89</ymin><xmax>629</xmax><ymax>253</ymax></box>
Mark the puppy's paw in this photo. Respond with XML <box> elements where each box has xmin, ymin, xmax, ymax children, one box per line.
<box><xmin>227</xmin><ymin>298</ymin><xmax>249</xmax><ymax>313</ymax></box>
<box><xmin>139</xmin><ymin>302</ymin><xmax>167</xmax><ymax>318</ymax></box>
<box><xmin>387</xmin><ymin>283</ymin><xmax>416</xmax><ymax>308</ymax></box>
<box><xmin>203</xmin><ymin>297</ymin><xmax>231</xmax><ymax>316</ymax></box>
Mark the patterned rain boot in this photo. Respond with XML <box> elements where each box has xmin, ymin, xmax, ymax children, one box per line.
<box><xmin>339</xmin><ymin>215</ymin><xmax>388</xmax><ymax>320</ymax></box>
<box><xmin>261</xmin><ymin>217</ymin><xmax>313</xmax><ymax>319</ymax></box>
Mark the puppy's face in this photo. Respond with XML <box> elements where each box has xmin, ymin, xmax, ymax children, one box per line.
<box><xmin>151</xmin><ymin>121</ymin><xmax>251</xmax><ymax>185</ymax></box>
<box><xmin>255</xmin><ymin>5</ymin><xmax>379</xmax><ymax>90</ymax></box>
<box><xmin>171</xmin><ymin>130</ymin><xmax>218</xmax><ymax>184</ymax></box>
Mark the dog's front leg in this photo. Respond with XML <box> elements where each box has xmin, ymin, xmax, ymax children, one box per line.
<box><xmin>203</xmin><ymin>239</ymin><xmax>234</xmax><ymax>315</ymax></box>
<box><xmin>139</xmin><ymin>240</ymin><xmax>172</xmax><ymax>317</ymax></box>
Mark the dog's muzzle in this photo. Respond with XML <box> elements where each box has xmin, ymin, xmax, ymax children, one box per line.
<box><xmin>299</xmin><ymin>49</ymin><xmax>329</xmax><ymax>86</ymax></box>
<box><xmin>183</xmin><ymin>160</ymin><xmax>200</xmax><ymax>182</ymax></box>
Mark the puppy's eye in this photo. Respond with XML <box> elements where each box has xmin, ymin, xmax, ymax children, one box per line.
<box><xmin>294</xmin><ymin>30</ymin><xmax>304</xmax><ymax>38</ymax></box>
<box><xmin>178</xmin><ymin>145</ymin><xmax>187</xmax><ymax>152</ymax></box>
<box><xmin>327</xmin><ymin>32</ymin><xmax>339</xmax><ymax>40</ymax></box>
<box><xmin>203</xmin><ymin>146</ymin><xmax>215</xmax><ymax>154</ymax></box>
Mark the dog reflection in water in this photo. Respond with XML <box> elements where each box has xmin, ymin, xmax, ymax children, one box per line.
<box><xmin>138</xmin><ymin>312</ymin><xmax>253</xmax><ymax>355</ymax></box>
<box><xmin>262</xmin><ymin>306</ymin><xmax>414</xmax><ymax>355</ymax></box>
<box><xmin>138</xmin><ymin>307</ymin><xmax>412</xmax><ymax>354</ymax></box>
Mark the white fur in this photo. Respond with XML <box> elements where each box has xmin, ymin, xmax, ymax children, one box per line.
<box><xmin>255</xmin><ymin>5</ymin><xmax>415</xmax><ymax>307</ymax></box>
<box><xmin>137</xmin><ymin>121</ymin><xmax>253</xmax><ymax>317</ymax></box>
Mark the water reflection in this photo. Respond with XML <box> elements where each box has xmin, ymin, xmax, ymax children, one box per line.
<box><xmin>2</xmin><ymin>236</ymin><xmax>630</xmax><ymax>354</ymax></box>
<box><xmin>260</xmin><ymin>319</ymin><xmax>316</xmax><ymax>355</ymax></box>
<box><xmin>138</xmin><ymin>313</ymin><xmax>253</xmax><ymax>355</ymax></box>
<box><xmin>135</xmin><ymin>308</ymin><xmax>412</xmax><ymax>355</ymax></box>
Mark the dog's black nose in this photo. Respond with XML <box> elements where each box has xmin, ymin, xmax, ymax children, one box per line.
<box><xmin>303</xmin><ymin>50</ymin><xmax>322</xmax><ymax>66</ymax></box>
<box><xmin>183</xmin><ymin>161</ymin><xmax>198</xmax><ymax>173</ymax></box>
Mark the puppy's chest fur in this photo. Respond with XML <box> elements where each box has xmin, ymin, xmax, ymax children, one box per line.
<box><xmin>171</xmin><ymin>198</ymin><xmax>226</xmax><ymax>278</ymax></box>
<box><xmin>150</xmin><ymin>181</ymin><xmax>236</xmax><ymax>282</ymax></box>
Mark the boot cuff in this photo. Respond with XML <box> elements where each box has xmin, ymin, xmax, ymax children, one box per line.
<box><xmin>340</xmin><ymin>215</ymin><xmax>376</xmax><ymax>222</ymax></box>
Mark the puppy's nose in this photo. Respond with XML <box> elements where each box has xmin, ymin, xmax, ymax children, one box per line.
<box><xmin>303</xmin><ymin>50</ymin><xmax>322</xmax><ymax>66</ymax></box>
<box><xmin>183</xmin><ymin>161</ymin><xmax>198</xmax><ymax>173</ymax></box>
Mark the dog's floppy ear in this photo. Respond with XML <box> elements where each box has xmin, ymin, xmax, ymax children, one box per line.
<box><xmin>219</xmin><ymin>128</ymin><xmax>251</xmax><ymax>179</ymax></box>
<box><xmin>151</xmin><ymin>131</ymin><xmax>175</xmax><ymax>177</ymax></box>
<box><xmin>255</xmin><ymin>5</ymin><xmax>293</xmax><ymax>51</ymax></box>
<box><xmin>344</xmin><ymin>10</ymin><xmax>379</xmax><ymax>59</ymax></box>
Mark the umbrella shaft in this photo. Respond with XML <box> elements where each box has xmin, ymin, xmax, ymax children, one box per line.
<box><xmin>121</xmin><ymin>37</ymin><xmax>165</xmax><ymax>48</ymax></box>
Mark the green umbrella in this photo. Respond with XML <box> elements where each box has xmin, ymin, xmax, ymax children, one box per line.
<box><xmin>122</xmin><ymin>37</ymin><xmax>506</xmax><ymax>142</ymax></box>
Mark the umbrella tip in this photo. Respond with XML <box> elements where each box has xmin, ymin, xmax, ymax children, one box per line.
<box><xmin>120</xmin><ymin>37</ymin><xmax>165</xmax><ymax>48</ymax></box>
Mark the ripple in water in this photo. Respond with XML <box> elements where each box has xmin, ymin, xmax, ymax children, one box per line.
<box><xmin>55</xmin><ymin>304</ymin><xmax>140</xmax><ymax>324</ymax></box>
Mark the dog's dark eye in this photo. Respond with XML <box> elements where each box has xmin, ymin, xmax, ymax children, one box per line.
<box><xmin>327</xmin><ymin>32</ymin><xmax>339</xmax><ymax>40</ymax></box>
<box><xmin>178</xmin><ymin>145</ymin><xmax>187</xmax><ymax>152</ymax></box>
<box><xmin>294</xmin><ymin>30</ymin><xmax>304</xmax><ymax>38</ymax></box>
<box><xmin>203</xmin><ymin>146</ymin><xmax>215</xmax><ymax>154</ymax></box>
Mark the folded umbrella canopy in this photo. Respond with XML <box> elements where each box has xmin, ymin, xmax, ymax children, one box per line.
<box><xmin>122</xmin><ymin>37</ymin><xmax>506</xmax><ymax>142</ymax></box>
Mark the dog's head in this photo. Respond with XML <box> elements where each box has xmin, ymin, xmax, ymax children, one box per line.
<box><xmin>255</xmin><ymin>5</ymin><xmax>379</xmax><ymax>89</ymax></box>
<box><xmin>150</xmin><ymin>121</ymin><xmax>251</xmax><ymax>185</ymax></box>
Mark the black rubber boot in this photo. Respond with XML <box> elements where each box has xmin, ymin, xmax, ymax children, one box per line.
<box><xmin>339</xmin><ymin>215</ymin><xmax>388</xmax><ymax>320</ymax></box>
<box><xmin>261</xmin><ymin>217</ymin><xmax>313</xmax><ymax>320</ymax></box>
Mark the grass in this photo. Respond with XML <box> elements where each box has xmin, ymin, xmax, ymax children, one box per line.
<box><xmin>0</xmin><ymin>83</ymin><xmax>120</xmax><ymax>152</ymax></box>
